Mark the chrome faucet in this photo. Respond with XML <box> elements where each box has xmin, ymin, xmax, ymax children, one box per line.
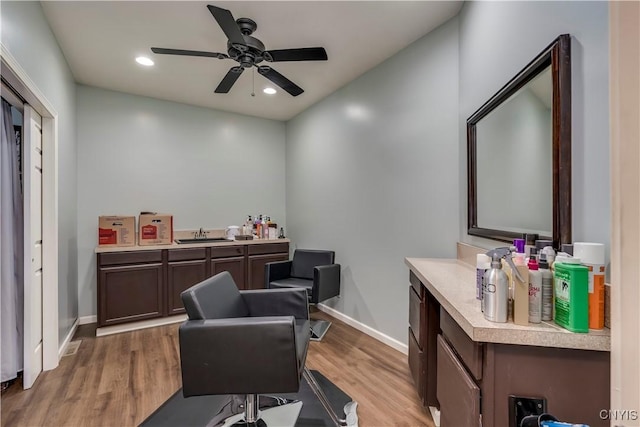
<box><xmin>193</xmin><ymin>228</ymin><xmax>208</xmax><ymax>239</ymax></box>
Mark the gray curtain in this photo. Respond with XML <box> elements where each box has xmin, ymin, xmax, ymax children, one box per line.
<box><xmin>1</xmin><ymin>98</ymin><xmax>24</xmax><ymax>382</ymax></box>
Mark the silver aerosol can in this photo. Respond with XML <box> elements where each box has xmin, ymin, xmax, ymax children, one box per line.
<box><xmin>484</xmin><ymin>247</ymin><xmax>524</xmax><ymax>323</ymax></box>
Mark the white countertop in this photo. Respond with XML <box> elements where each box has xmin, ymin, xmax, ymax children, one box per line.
<box><xmin>96</xmin><ymin>238</ymin><xmax>290</xmax><ymax>253</ymax></box>
<box><xmin>405</xmin><ymin>257</ymin><xmax>610</xmax><ymax>352</ymax></box>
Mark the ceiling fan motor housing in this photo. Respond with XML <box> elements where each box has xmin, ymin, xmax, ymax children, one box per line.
<box><xmin>227</xmin><ymin>33</ymin><xmax>265</xmax><ymax>67</ymax></box>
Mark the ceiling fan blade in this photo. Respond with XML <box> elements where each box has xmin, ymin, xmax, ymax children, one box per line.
<box><xmin>215</xmin><ymin>66</ymin><xmax>244</xmax><ymax>93</ymax></box>
<box><xmin>263</xmin><ymin>47</ymin><xmax>328</xmax><ymax>62</ymax></box>
<box><xmin>207</xmin><ymin>5</ymin><xmax>247</xmax><ymax>51</ymax></box>
<box><xmin>257</xmin><ymin>66</ymin><xmax>303</xmax><ymax>96</ymax></box>
<box><xmin>151</xmin><ymin>47</ymin><xmax>228</xmax><ymax>59</ymax></box>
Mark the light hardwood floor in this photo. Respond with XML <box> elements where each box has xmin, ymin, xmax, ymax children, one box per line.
<box><xmin>1</xmin><ymin>311</ymin><xmax>434</xmax><ymax>426</ymax></box>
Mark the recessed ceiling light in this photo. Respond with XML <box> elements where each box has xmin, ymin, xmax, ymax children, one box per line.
<box><xmin>263</xmin><ymin>87</ymin><xmax>277</xmax><ymax>95</ymax></box>
<box><xmin>136</xmin><ymin>56</ymin><xmax>154</xmax><ymax>66</ymax></box>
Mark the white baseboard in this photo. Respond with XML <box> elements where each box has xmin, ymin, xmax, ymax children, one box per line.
<box><xmin>78</xmin><ymin>315</ymin><xmax>97</xmax><ymax>325</ymax></box>
<box><xmin>317</xmin><ymin>304</ymin><xmax>408</xmax><ymax>355</ymax></box>
<box><xmin>96</xmin><ymin>315</ymin><xmax>187</xmax><ymax>337</ymax></box>
<box><xmin>57</xmin><ymin>317</ymin><xmax>80</xmax><ymax>362</ymax></box>
<box><xmin>429</xmin><ymin>406</ymin><xmax>441</xmax><ymax>427</ymax></box>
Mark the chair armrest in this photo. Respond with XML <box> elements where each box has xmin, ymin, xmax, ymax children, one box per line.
<box><xmin>241</xmin><ymin>288</ymin><xmax>309</xmax><ymax>320</ymax></box>
<box><xmin>179</xmin><ymin>317</ymin><xmax>303</xmax><ymax>396</ymax></box>
<box><xmin>313</xmin><ymin>264</ymin><xmax>341</xmax><ymax>303</ymax></box>
<box><xmin>265</xmin><ymin>260</ymin><xmax>292</xmax><ymax>284</ymax></box>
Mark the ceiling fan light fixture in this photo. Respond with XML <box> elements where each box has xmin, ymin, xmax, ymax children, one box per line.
<box><xmin>136</xmin><ymin>56</ymin><xmax>154</xmax><ymax>66</ymax></box>
<box><xmin>263</xmin><ymin>87</ymin><xmax>276</xmax><ymax>95</ymax></box>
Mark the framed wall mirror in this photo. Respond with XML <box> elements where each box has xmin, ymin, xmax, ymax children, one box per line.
<box><xmin>467</xmin><ymin>34</ymin><xmax>571</xmax><ymax>247</ymax></box>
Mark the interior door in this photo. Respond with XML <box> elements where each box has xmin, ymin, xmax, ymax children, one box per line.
<box><xmin>23</xmin><ymin>105</ymin><xmax>43</xmax><ymax>389</ymax></box>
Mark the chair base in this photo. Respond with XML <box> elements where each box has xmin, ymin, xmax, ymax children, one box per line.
<box><xmin>310</xmin><ymin>320</ymin><xmax>331</xmax><ymax>341</ymax></box>
<box><xmin>222</xmin><ymin>401</ymin><xmax>303</xmax><ymax>427</ymax></box>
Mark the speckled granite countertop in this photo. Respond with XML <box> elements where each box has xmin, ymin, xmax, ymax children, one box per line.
<box><xmin>405</xmin><ymin>257</ymin><xmax>610</xmax><ymax>352</ymax></box>
<box><xmin>96</xmin><ymin>238</ymin><xmax>290</xmax><ymax>253</ymax></box>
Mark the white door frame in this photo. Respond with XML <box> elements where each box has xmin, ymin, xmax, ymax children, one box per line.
<box><xmin>1</xmin><ymin>44</ymin><xmax>59</xmax><ymax>371</ymax></box>
<box><xmin>610</xmin><ymin>1</ymin><xmax>640</xmax><ymax>417</ymax></box>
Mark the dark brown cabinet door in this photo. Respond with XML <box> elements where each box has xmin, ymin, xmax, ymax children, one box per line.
<box><xmin>210</xmin><ymin>256</ymin><xmax>246</xmax><ymax>290</ymax></box>
<box><xmin>424</xmin><ymin>291</ymin><xmax>441</xmax><ymax>408</ymax></box>
<box><xmin>247</xmin><ymin>253</ymin><xmax>288</xmax><ymax>290</ymax></box>
<box><xmin>436</xmin><ymin>334</ymin><xmax>481</xmax><ymax>427</ymax></box>
<box><xmin>167</xmin><ymin>260</ymin><xmax>207</xmax><ymax>315</ymax></box>
<box><xmin>408</xmin><ymin>327</ymin><xmax>425</xmax><ymax>402</ymax></box>
<box><xmin>98</xmin><ymin>263</ymin><xmax>164</xmax><ymax>327</ymax></box>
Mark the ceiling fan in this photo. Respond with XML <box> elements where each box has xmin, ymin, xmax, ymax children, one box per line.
<box><xmin>151</xmin><ymin>5</ymin><xmax>328</xmax><ymax>97</ymax></box>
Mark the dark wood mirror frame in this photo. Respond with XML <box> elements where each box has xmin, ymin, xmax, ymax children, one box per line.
<box><xmin>467</xmin><ymin>34</ymin><xmax>571</xmax><ymax>247</ymax></box>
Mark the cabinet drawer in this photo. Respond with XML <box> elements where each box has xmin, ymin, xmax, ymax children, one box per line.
<box><xmin>440</xmin><ymin>308</ymin><xmax>483</xmax><ymax>381</ymax></box>
<box><xmin>408</xmin><ymin>327</ymin><xmax>425</xmax><ymax>402</ymax></box>
<box><xmin>168</xmin><ymin>248</ymin><xmax>206</xmax><ymax>261</ymax></box>
<box><xmin>409</xmin><ymin>286</ymin><xmax>424</xmax><ymax>348</ymax></box>
<box><xmin>211</xmin><ymin>245</ymin><xmax>245</xmax><ymax>258</ymax></box>
<box><xmin>436</xmin><ymin>334</ymin><xmax>481</xmax><ymax>427</ymax></box>
<box><xmin>247</xmin><ymin>242</ymin><xmax>288</xmax><ymax>255</ymax></box>
<box><xmin>99</xmin><ymin>250</ymin><xmax>162</xmax><ymax>266</ymax></box>
<box><xmin>409</xmin><ymin>270</ymin><xmax>423</xmax><ymax>297</ymax></box>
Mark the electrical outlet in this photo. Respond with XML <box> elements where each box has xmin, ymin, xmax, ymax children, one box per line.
<box><xmin>509</xmin><ymin>395</ymin><xmax>547</xmax><ymax>427</ymax></box>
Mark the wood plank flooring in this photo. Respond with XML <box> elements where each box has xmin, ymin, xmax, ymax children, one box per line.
<box><xmin>0</xmin><ymin>311</ymin><xmax>434</xmax><ymax>426</ymax></box>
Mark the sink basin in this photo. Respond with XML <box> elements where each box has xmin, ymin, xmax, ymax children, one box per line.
<box><xmin>174</xmin><ymin>238</ymin><xmax>233</xmax><ymax>244</ymax></box>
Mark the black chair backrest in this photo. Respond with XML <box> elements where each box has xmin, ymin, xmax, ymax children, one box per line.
<box><xmin>291</xmin><ymin>250</ymin><xmax>335</xmax><ymax>280</ymax></box>
<box><xmin>181</xmin><ymin>271</ymin><xmax>249</xmax><ymax>320</ymax></box>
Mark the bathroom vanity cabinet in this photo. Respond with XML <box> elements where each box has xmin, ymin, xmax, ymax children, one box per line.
<box><xmin>408</xmin><ymin>271</ymin><xmax>440</xmax><ymax>409</ymax></box>
<box><xmin>406</xmin><ymin>257</ymin><xmax>611</xmax><ymax>427</ymax></box>
<box><xmin>167</xmin><ymin>248</ymin><xmax>208</xmax><ymax>315</ymax></box>
<box><xmin>97</xmin><ymin>240</ymin><xmax>289</xmax><ymax>327</ymax></box>
<box><xmin>210</xmin><ymin>245</ymin><xmax>247</xmax><ymax>291</ymax></box>
<box><xmin>98</xmin><ymin>250</ymin><xmax>165</xmax><ymax>327</ymax></box>
<box><xmin>247</xmin><ymin>243</ymin><xmax>290</xmax><ymax>290</ymax></box>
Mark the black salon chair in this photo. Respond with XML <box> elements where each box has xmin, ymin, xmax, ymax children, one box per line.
<box><xmin>266</xmin><ymin>249</ymin><xmax>341</xmax><ymax>341</ymax></box>
<box><xmin>179</xmin><ymin>271</ymin><xmax>310</xmax><ymax>426</ymax></box>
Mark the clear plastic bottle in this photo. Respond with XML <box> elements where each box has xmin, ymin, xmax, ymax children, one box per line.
<box><xmin>243</xmin><ymin>215</ymin><xmax>252</xmax><ymax>236</ymax></box>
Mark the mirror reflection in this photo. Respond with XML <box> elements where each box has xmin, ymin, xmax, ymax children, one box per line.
<box><xmin>476</xmin><ymin>68</ymin><xmax>552</xmax><ymax>236</ymax></box>
<box><xmin>467</xmin><ymin>34</ymin><xmax>571</xmax><ymax>245</ymax></box>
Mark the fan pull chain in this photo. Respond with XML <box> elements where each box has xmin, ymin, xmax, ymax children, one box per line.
<box><xmin>251</xmin><ymin>67</ymin><xmax>255</xmax><ymax>97</ymax></box>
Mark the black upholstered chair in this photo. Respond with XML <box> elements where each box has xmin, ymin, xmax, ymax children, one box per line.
<box><xmin>266</xmin><ymin>249</ymin><xmax>341</xmax><ymax>341</ymax></box>
<box><xmin>179</xmin><ymin>271</ymin><xmax>310</xmax><ymax>426</ymax></box>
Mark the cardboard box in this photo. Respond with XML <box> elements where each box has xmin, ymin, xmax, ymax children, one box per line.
<box><xmin>138</xmin><ymin>213</ymin><xmax>174</xmax><ymax>245</ymax></box>
<box><xmin>98</xmin><ymin>216</ymin><xmax>136</xmax><ymax>246</ymax></box>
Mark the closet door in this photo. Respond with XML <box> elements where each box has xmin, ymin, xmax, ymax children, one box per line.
<box><xmin>23</xmin><ymin>105</ymin><xmax>43</xmax><ymax>389</ymax></box>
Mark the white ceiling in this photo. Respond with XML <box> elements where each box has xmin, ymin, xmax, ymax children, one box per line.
<box><xmin>42</xmin><ymin>1</ymin><xmax>462</xmax><ymax>121</ymax></box>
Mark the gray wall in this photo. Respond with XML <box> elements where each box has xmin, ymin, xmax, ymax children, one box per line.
<box><xmin>459</xmin><ymin>1</ymin><xmax>610</xmax><ymax>259</ymax></box>
<box><xmin>76</xmin><ymin>86</ymin><xmax>286</xmax><ymax>317</ymax></box>
<box><xmin>285</xmin><ymin>18</ymin><xmax>460</xmax><ymax>343</ymax></box>
<box><xmin>2</xmin><ymin>1</ymin><xmax>78</xmax><ymax>346</ymax></box>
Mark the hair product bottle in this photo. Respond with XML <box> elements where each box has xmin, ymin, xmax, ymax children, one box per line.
<box><xmin>573</xmin><ymin>242</ymin><xmax>605</xmax><ymax>330</ymax></box>
<box><xmin>538</xmin><ymin>256</ymin><xmax>553</xmax><ymax>321</ymax></box>
<box><xmin>554</xmin><ymin>258</ymin><xmax>589</xmax><ymax>333</ymax></box>
<box><xmin>512</xmin><ymin>251</ymin><xmax>530</xmax><ymax>326</ymax></box>
<box><xmin>524</xmin><ymin>233</ymin><xmax>538</xmax><ymax>260</ymax></box>
<box><xmin>484</xmin><ymin>248</ymin><xmax>523</xmax><ymax>323</ymax></box>
<box><xmin>528</xmin><ymin>254</ymin><xmax>542</xmax><ymax>324</ymax></box>
<box><xmin>476</xmin><ymin>254</ymin><xmax>491</xmax><ymax>306</ymax></box>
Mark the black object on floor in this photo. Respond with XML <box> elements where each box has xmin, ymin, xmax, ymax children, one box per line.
<box><xmin>139</xmin><ymin>370</ymin><xmax>353</xmax><ymax>427</ymax></box>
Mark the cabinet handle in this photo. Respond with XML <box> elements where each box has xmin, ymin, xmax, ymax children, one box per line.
<box><xmin>479</xmin><ymin>413</ymin><xmax>483</xmax><ymax>427</ymax></box>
